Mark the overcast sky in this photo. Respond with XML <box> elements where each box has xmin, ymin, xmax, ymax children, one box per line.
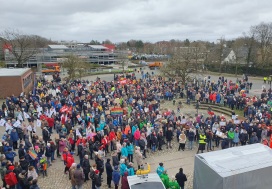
<box><xmin>1</xmin><ymin>0</ymin><xmax>272</xmax><ymax>43</ymax></box>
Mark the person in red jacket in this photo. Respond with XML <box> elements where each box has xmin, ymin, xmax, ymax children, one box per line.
<box><xmin>109</xmin><ymin>129</ymin><xmax>116</xmax><ymax>151</ymax></box>
<box><xmin>4</xmin><ymin>170</ymin><xmax>18</xmax><ymax>189</ymax></box>
<box><xmin>101</xmin><ymin>135</ymin><xmax>109</xmax><ymax>154</ymax></box>
<box><xmin>47</xmin><ymin>117</ymin><xmax>54</xmax><ymax>134</ymax></box>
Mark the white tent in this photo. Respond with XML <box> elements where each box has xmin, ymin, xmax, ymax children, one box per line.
<box><xmin>193</xmin><ymin>144</ymin><xmax>272</xmax><ymax>189</ymax></box>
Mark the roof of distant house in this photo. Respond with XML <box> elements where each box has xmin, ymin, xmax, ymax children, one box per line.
<box><xmin>48</xmin><ymin>45</ymin><xmax>68</xmax><ymax>49</ymax></box>
<box><xmin>88</xmin><ymin>45</ymin><xmax>108</xmax><ymax>49</ymax></box>
<box><xmin>0</xmin><ymin>68</ymin><xmax>31</xmax><ymax>77</ymax></box>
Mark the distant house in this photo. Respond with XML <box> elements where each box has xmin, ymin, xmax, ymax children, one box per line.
<box><xmin>221</xmin><ymin>48</ymin><xmax>235</xmax><ymax>64</ymax></box>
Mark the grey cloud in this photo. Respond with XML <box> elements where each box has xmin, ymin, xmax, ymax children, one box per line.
<box><xmin>1</xmin><ymin>0</ymin><xmax>272</xmax><ymax>42</ymax></box>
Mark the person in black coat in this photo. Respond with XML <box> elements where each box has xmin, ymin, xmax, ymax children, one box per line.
<box><xmin>82</xmin><ymin>155</ymin><xmax>91</xmax><ymax>182</ymax></box>
<box><xmin>157</xmin><ymin>131</ymin><xmax>164</xmax><ymax>150</ymax></box>
<box><xmin>105</xmin><ymin>158</ymin><xmax>113</xmax><ymax>188</ymax></box>
<box><xmin>175</xmin><ymin>168</ymin><xmax>187</xmax><ymax>189</ymax></box>
<box><xmin>165</xmin><ymin>127</ymin><xmax>173</xmax><ymax>149</ymax></box>
<box><xmin>18</xmin><ymin>144</ymin><xmax>25</xmax><ymax>158</ymax></box>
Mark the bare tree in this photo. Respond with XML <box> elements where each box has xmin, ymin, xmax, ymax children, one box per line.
<box><xmin>251</xmin><ymin>22</ymin><xmax>272</xmax><ymax>66</ymax></box>
<box><xmin>0</xmin><ymin>29</ymin><xmax>43</xmax><ymax>67</ymax></box>
<box><xmin>116</xmin><ymin>50</ymin><xmax>129</xmax><ymax>74</ymax></box>
<box><xmin>62</xmin><ymin>54</ymin><xmax>90</xmax><ymax>80</ymax></box>
<box><xmin>231</xmin><ymin>38</ymin><xmax>245</xmax><ymax>76</ymax></box>
<box><xmin>160</xmin><ymin>48</ymin><xmax>194</xmax><ymax>84</ymax></box>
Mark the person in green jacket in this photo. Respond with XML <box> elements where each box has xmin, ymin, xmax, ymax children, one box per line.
<box><xmin>160</xmin><ymin>171</ymin><xmax>170</xmax><ymax>188</ymax></box>
<box><xmin>168</xmin><ymin>177</ymin><xmax>180</xmax><ymax>189</ymax></box>
<box><xmin>228</xmin><ymin>128</ymin><xmax>235</xmax><ymax>147</ymax></box>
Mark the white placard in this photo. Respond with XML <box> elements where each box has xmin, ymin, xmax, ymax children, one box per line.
<box><xmin>27</xmin><ymin>125</ymin><xmax>32</xmax><ymax>132</ymax></box>
<box><xmin>234</xmin><ymin>120</ymin><xmax>241</xmax><ymax>124</ymax></box>
<box><xmin>36</xmin><ymin>119</ymin><xmax>41</xmax><ymax>127</ymax></box>
<box><xmin>17</xmin><ymin>114</ymin><xmax>23</xmax><ymax>121</ymax></box>
<box><xmin>144</xmin><ymin>108</ymin><xmax>149</xmax><ymax>113</ymax></box>
<box><xmin>219</xmin><ymin>122</ymin><xmax>226</xmax><ymax>126</ymax></box>
<box><xmin>157</xmin><ymin>115</ymin><xmax>162</xmax><ymax>119</ymax></box>
<box><xmin>37</xmin><ymin>106</ymin><xmax>43</xmax><ymax>113</ymax></box>
<box><xmin>231</xmin><ymin>115</ymin><xmax>236</xmax><ymax>120</ymax></box>
<box><xmin>76</xmin><ymin>128</ymin><xmax>82</xmax><ymax>137</ymax></box>
<box><xmin>0</xmin><ymin>119</ymin><xmax>6</xmax><ymax>126</ymax></box>
<box><xmin>24</xmin><ymin>112</ymin><xmax>30</xmax><ymax>119</ymax></box>
<box><xmin>5</xmin><ymin>123</ymin><xmax>12</xmax><ymax>131</ymax></box>
<box><xmin>13</xmin><ymin>120</ymin><xmax>21</xmax><ymax>128</ymax></box>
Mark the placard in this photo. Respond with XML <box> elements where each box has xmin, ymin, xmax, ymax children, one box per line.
<box><xmin>105</xmin><ymin>110</ymin><xmax>110</xmax><ymax>115</ymax></box>
<box><xmin>219</xmin><ymin>122</ymin><xmax>226</xmax><ymax>126</ymax></box>
<box><xmin>17</xmin><ymin>114</ymin><xmax>23</xmax><ymax>121</ymax></box>
<box><xmin>37</xmin><ymin>106</ymin><xmax>43</xmax><ymax>113</ymax></box>
<box><xmin>36</xmin><ymin>119</ymin><xmax>41</xmax><ymax>127</ymax></box>
<box><xmin>114</xmin><ymin>98</ymin><xmax>120</xmax><ymax>104</ymax></box>
<box><xmin>157</xmin><ymin>115</ymin><xmax>162</xmax><ymax>119</ymax></box>
<box><xmin>13</xmin><ymin>120</ymin><xmax>21</xmax><ymax>128</ymax></box>
<box><xmin>231</xmin><ymin>115</ymin><xmax>236</xmax><ymax>120</ymax></box>
<box><xmin>234</xmin><ymin>120</ymin><xmax>241</xmax><ymax>124</ymax></box>
<box><xmin>24</xmin><ymin>112</ymin><xmax>30</xmax><ymax>119</ymax></box>
<box><xmin>100</xmin><ymin>98</ymin><xmax>105</xmax><ymax>101</ymax></box>
<box><xmin>77</xmin><ymin>115</ymin><xmax>82</xmax><ymax>122</ymax></box>
<box><xmin>0</xmin><ymin>119</ymin><xmax>6</xmax><ymax>126</ymax></box>
<box><xmin>144</xmin><ymin>108</ymin><xmax>149</xmax><ymax>113</ymax></box>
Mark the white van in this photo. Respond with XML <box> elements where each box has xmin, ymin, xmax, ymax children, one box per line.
<box><xmin>127</xmin><ymin>173</ymin><xmax>166</xmax><ymax>189</ymax></box>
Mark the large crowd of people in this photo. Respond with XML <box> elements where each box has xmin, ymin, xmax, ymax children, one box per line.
<box><xmin>0</xmin><ymin>70</ymin><xmax>271</xmax><ymax>189</ymax></box>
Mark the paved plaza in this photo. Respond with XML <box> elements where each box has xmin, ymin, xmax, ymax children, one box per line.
<box><xmin>0</xmin><ymin>69</ymin><xmax>268</xmax><ymax>189</ymax></box>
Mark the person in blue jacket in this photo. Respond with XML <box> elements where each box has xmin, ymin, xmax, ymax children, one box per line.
<box><xmin>156</xmin><ymin>162</ymin><xmax>165</xmax><ymax>176</ymax></box>
<box><xmin>127</xmin><ymin>162</ymin><xmax>135</xmax><ymax>176</ymax></box>
<box><xmin>10</xmin><ymin>129</ymin><xmax>19</xmax><ymax>150</ymax></box>
<box><xmin>112</xmin><ymin>166</ymin><xmax>121</xmax><ymax>188</ymax></box>
<box><xmin>126</xmin><ymin>142</ymin><xmax>134</xmax><ymax>163</ymax></box>
<box><xmin>121</xmin><ymin>143</ymin><xmax>128</xmax><ymax>159</ymax></box>
<box><xmin>119</xmin><ymin>159</ymin><xmax>127</xmax><ymax>176</ymax></box>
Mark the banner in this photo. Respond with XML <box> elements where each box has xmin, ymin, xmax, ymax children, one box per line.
<box><xmin>111</xmin><ymin>107</ymin><xmax>123</xmax><ymax>116</ymax></box>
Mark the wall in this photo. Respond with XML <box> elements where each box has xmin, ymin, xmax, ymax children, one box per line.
<box><xmin>0</xmin><ymin>69</ymin><xmax>34</xmax><ymax>98</ymax></box>
<box><xmin>0</xmin><ymin>76</ymin><xmax>22</xmax><ymax>98</ymax></box>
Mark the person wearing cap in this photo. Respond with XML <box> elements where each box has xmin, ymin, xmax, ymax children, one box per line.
<box><xmin>94</xmin><ymin>169</ymin><xmax>102</xmax><ymax>189</ymax></box>
<box><xmin>105</xmin><ymin>158</ymin><xmax>113</xmax><ymax>188</ymax></box>
<box><xmin>156</xmin><ymin>163</ymin><xmax>165</xmax><ymax>176</ymax></box>
<box><xmin>112</xmin><ymin>166</ymin><xmax>120</xmax><ymax>189</ymax></box>
<box><xmin>127</xmin><ymin>162</ymin><xmax>135</xmax><ymax>176</ymax></box>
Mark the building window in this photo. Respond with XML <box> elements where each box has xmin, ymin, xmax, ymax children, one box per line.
<box><xmin>23</xmin><ymin>74</ymin><xmax>32</xmax><ymax>88</ymax></box>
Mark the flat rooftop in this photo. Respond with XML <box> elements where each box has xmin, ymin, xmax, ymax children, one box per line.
<box><xmin>0</xmin><ymin>68</ymin><xmax>31</xmax><ymax>76</ymax></box>
<box><xmin>197</xmin><ymin>143</ymin><xmax>272</xmax><ymax>177</ymax></box>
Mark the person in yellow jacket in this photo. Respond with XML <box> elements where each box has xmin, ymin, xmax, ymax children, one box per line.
<box><xmin>136</xmin><ymin>163</ymin><xmax>150</xmax><ymax>175</ymax></box>
<box><xmin>197</xmin><ymin>132</ymin><xmax>206</xmax><ymax>154</ymax></box>
<box><xmin>264</xmin><ymin>76</ymin><xmax>267</xmax><ymax>84</ymax></box>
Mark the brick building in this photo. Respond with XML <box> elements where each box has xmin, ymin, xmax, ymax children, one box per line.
<box><xmin>0</xmin><ymin>68</ymin><xmax>34</xmax><ymax>98</ymax></box>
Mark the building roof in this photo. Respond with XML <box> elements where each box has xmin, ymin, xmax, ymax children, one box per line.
<box><xmin>48</xmin><ymin>45</ymin><xmax>68</xmax><ymax>49</ymax></box>
<box><xmin>196</xmin><ymin>144</ymin><xmax>272</xmax><ymax>177</ymax></box>
<box><xmin>0</xmin><ymin>68</ymin><xmax>31</xmax><ymax>77</ymax></box>
<box><xmin>88</xmin><ymin>45</ymin><xmax>108</xmax><ymax>49</ymax></box>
